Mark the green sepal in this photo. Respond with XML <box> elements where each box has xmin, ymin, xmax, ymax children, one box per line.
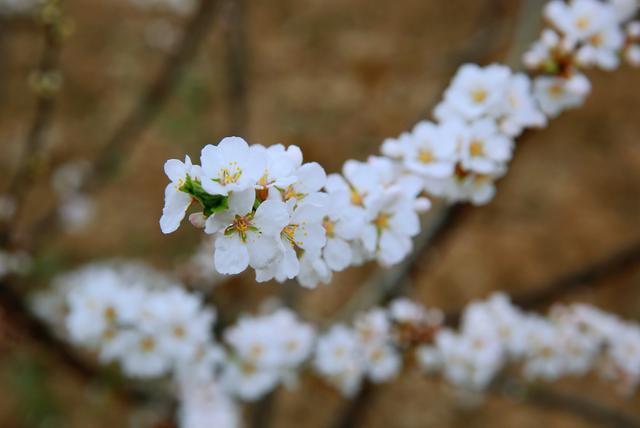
<box><xmin>179</xmin><ymin>176</ymin><xmax>228</xmax><ymax>217</ymax></box>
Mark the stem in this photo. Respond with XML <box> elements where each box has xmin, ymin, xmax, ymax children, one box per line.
<box><xmin>27</xmin><ymin>0</ymin><xmax>223</xmax><ymax>247</ymax></box>
<box><xmin>1</xmin><ymin>8</ymin><xmax>62</xmax><ymax>246</ymax></box>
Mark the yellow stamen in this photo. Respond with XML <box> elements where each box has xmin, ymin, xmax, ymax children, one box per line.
<box><xmin>140</xmin><ymin>336</ymin><xmax>156</xmax><ymax>352</ymax></box>
<box><xmin>471</xmin><ymin>88</ymin><xmax>488</xmax><ymax>103</ymax></box>
<box><xmin>374</xmin><ymin>212</ymin><xmax>390</xmax><ymax>230</ymax></box>
<box><xmin>469</xmin><ymin>140</ymin><xmax>484</xmax><ymax>157</ymax></box>
<box><xmin>418</xmin><ymin>149</ymin><xmax>434</xmax><ymax>164</ymax></box>
<box><xmin>323</xmin><ymin>218</ymin><xmax>336</xmax><ymax>238</ymax></box>
<box><xmin>350</xmin><ymin>189</ymin><xmax>364</xmax><ymax>207</ymax></box>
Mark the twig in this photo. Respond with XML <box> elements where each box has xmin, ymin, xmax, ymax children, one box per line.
<box><xmin>89</xmin><ymin>0</ymin><xmax>222</xmax><ymax>190</ymax></box>
<box><xmin>222</xmin><ymin>0</ymin><xmax>249</xmax><ymax>135</ymax></box>
<box><xmin>1</xmin><ymin>6</ymin><xmax>62</xmax><ymax>246</ymax></box>
<box><xmin>0</xmin><ymin>277</ymin><xmax>153</xmax><ymax>405</ymax></box>
<box><xmin>27</xmin><ymin>0</ymin><xmax>223</xmax><ymax>247</ymax></box>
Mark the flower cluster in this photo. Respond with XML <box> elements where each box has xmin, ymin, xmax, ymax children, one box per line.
<box><xmin>51</xmin><ymin>262</ymin><xmax>222</xmax><ymax>379</ymax></box>
<box><xmin>523</xmin><ymin>0</ymin><xmax>639</xmax><ymax>116</ymax></box>
<box><xmin>31</xmin><ymin>261</ymin><xmax>640</xmax><ymax>428</ymax></box>
<box><xmin>161</xmin><ymin>2</ymin><xmax>639</xmax><ymax>285</ymax></box>
<box><xmin>314</xmin><ymin>299</ymin><xmax>443</xmax><ymax>396</ymax></box>
<box><xmin>416</xmin><ymin>294</ymin><xmax>640</xmax><ymax>394</ymax></box>
<box><xmin>384</xmin><ymin>64</ymin><xmax>545</xmax><ymax>205</ymax></box>
<box><xmin>220</xmin><ymin>308</ymin><xmax>315</xmax><ymax>401</ymax></box>
<box><xmin>160</xmin><ymin>138</ymin><xmax>429</xmax><ymax>287</ymax></box>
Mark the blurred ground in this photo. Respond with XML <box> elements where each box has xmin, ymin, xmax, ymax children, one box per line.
<box><xmin>1</xmin><ymin>0</ymin><xmax>640</xmax><ymax>427</ymax></box>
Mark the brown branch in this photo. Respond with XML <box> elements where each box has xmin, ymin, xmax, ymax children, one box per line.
<box><xmin>26</xmin><ymin>0</ymin><xmax>223</xmax><ymax>248</ymax></box>
<box><xmin>89</xmin><ymin>0</ymin><xmax>222</xmax><ymax>190</ymax></box>
<box><xmin>444</xmin><ymin>239</ymin><xmax>640</xmax><ymax>326</ymax></box>
<box><xmin>1</xmin><ymin>6</ymin><xmax>62</xmax><ymax>246</ymax></box>
<box><xmin>0</xmin><ymin>276</ymin><xmax>160</xmax><ymax>405</ymax></box>
<box><xmin>222</xmin><ymin>0</ymin><xmax>249</xmax><ymax>136</ymax></box>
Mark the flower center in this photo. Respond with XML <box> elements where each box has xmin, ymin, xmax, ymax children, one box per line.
<box><xmin>418</xmin><ymin>149</ymin><xmax>434</xmax><ymax>164</ymax></box>
<box><xmin>589</xmin><ymin>32</ymin><xmax>603</xmax><ymax>47</ymax></box>
<box><xmin>220</xmin><ymin>162</ymin><xmax>242</xmax><ymax>185</ymax></box>
<box><xmin>576</xmin><ymin>16</ymin><xmax>590</xmax><ymax>31</ymax></box>
<box><xmin>548</xmin><ymin>83</ymin><xmax>565</xmax><ymax>98</ymax></box>
<box><xmin>140</xmin><ymin>336</ymin><xmax>156</xmax><ymax>352</ymax></box>
<box><xmin>350</xmin><ymin>188</ymin><xmax>364</xmax><ymax>206</ymax></box>
<box><xmin>469</xmin><ymin>140</ymin><xmax>485</xmax><ymax>157</ymax></box>
<box><xmin>282</xmin><ymin>224</ymin><xmax>303</xmax><ymax>248</ymax></box>
<box><xmin>283</xmin><ymin>185</ymin><xmax>304</xmax><ymax>201</ymax></box>
<box><xmin>173</xmin><ymin>325</ymin><xmax>186</xmax><ymax>338</ymax></box>
<box><xmin>471</xmin><ymin>88</ymin><xmax>488</xmax><ymax>103</ymax></box>
<box><xmin>225</xmin><ymin>214</ymin><xmax>255</xmax><ymax>241</ymax></box>
<box><xmin>104</xmin><ymin>306</ymin><xmax>116</xmax><ymax>323</ymax></box>
<box><xmin>323</xmin><ymin>218</ymin><xmax>336</xmax><ymax>238</ymax></box>
<box><xmin>374</xmin><ymin>212</ymin><xmax>391</xmax><ymax>230</ymax></box>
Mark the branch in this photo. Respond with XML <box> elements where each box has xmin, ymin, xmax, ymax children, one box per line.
<box><xmin>1</xmin><ymin>5</ymin><xmax>62</xmax><ymax>246</ymax></box>
<box><xmin>89</xmin><ymin>0</ymin><xmax>222</xmax><ymax>190</ymax></box>
<box><xmin>0</xmin><ymin>277</ymin><xmax>157</xmax><ymax>405</ymax></box>
<box><xmin>26</xmin><ymin>0</ymin><xmax>222</xmax><ymax>247</ymax></box>
<box><xmin>444</xmin><ymin>239</ymin><xmax>640</xmax><ymax>326</ymax></box>
<box><xmin>494</xmin><ymin>377</ymin><xmax>640</xmax><ymax>428</ymax></box>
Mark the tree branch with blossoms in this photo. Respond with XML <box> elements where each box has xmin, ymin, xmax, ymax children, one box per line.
<box><xmin>2</xmin><ymin>0</ymin><xmax>640</xmax><ymax>427</ymax></box>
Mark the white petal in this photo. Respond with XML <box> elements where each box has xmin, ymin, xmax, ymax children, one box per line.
<box><xmin>324</xmin><ymin>238</ymin><xmax>352</xmax><ymax>271</ymax></box>
<box><xmin>214</xmin><ymin>235</ymin><xmax>249</xmax><ymax>274</ymax></box>
<box><xmin>253</xmin><ymin>200</ymin><xmax>289</xmax><ymax>236</ymax></box>
<box><xmin>228</xmin><ymin>189</ymin><xmax>256</xmax><ymax>215</ymax></box>
<box><xmin>164</xmin><ymin>159</ymin><xmax>187</xmax><ymax>183</ymax></box>
<box><xmin>160</xmin><ymin>185</ymin><xmax>192</xmax><ymax>234</ymax></box>
<box><xmin>295</xmin><ymin>162</ymin><xmax>327</xmax><ymax>194</ymax></box>
<box><xmin>247</xmin><ymin>233</ymin><xmax>282</xmax><ymax>269</ymax></box>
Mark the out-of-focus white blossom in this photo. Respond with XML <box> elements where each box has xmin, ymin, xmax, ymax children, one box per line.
<box><xmin>178</xmin><ymin>377</ymin><xmax>239</xmax><ymax>428</ymax></box>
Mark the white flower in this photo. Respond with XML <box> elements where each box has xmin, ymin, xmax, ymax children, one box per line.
<box><xmin>147</xmin><ymin>288</ymin><xmax>215</xmax><ymax>363</ymax></box>
<box><xmin>178</xmin><ymin>377</ymin><xmax>239</xmax><ymax>428</ymax></box>
<box><xmin>200</xmin><ymin>137</ymin><xmax>265</xmax><ymax>196</ymax></box>
<box><xmin>361</xmin><ymin>189</ymin><xmax>420</xmax><ymax>267</ymax></box>
<box><xmin>496</xmin><ymin>73</ymin><xmax>547</xmax><ymax>137</ymax></box>
<box><xmin>435</xmin><ymin>329</ymin><xmax>504</xmax><ymax>389</ymax></box>
<box><xmin>254</xmin><ymin>144</ymin><xmax>301</xmax><ymax>197</ymax></box>
<box><xmin>66</xmin><ymin>274</ymin><xmax>143</xmax><ymax>344</ymax></box>
<box><xmin>576</xmin><ymin>24</ymin><xmax>625</xmax><ymax>69</ymax></box>
<box><xmin>297</xmin><ymin>252</ymin><xmax>333</xmax><ymax>288</ymax></box>
<box><xmin>205</xmin><ymin>189</ymin><xmax>289</xmax><ymax>275</ymax></box>
<box><xmin>220</xmin><ymin>360</ymin><xmax>279</xmax><ymax>401</ymax></box>
<box><xmin>435</xmin><ymin>63</ymin><xmax>511</xmax><ymax>121</ymax></box>
<box><xmin>459</xmin><ymin>119</ymin><xmax>513</xmax><ymax>175</ymax></box>
<box><xmin>101</xmin><ymin>329</ymin><xmax>172</xmax><ymax>378</ymax></box>
<box><xmin>314</xmin><ymin>325</ymin><xmax>365</xmax><ymax>397</ymax></box>
<box><xmin>275</xmin><ymin>162</ymin><xmax>327</xmax><ymax>203</ymax></box>
<box><xmin>545</xmin><ymin>0</ymin><xmax>617</xmax><ymax>42</ymax></box>
<box><xmin>325</xmin><ymin>161</ymin><xmax>385</xmax><ymax>209</ymax></box>
<box><xmin>160</xmin><ymin>155</ymin><xmax>200</xmax><ymax>234</ymax></box>
<box><xmin>384</xmin><ymin>121</ymin><xmax>458</xmax><ymax>179</ymax></box>
<box><xmin>256</xmin><ymin>196</ymin><xmax>328</xmax><ymax>282</ymax></box>
<box><xmin>533</xmin><ymin>74</ymin><xmax>591</xmax><ymax>117</ymax></box>
<box><xmin>321</xmin><ymin>188</ymin><xmax>366</xmax><ymax>272</ymax></box>
<box><xmin>364</xmin><ymin>343</ymin><xmax>401</xmax><ymax>383</ymax></box>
